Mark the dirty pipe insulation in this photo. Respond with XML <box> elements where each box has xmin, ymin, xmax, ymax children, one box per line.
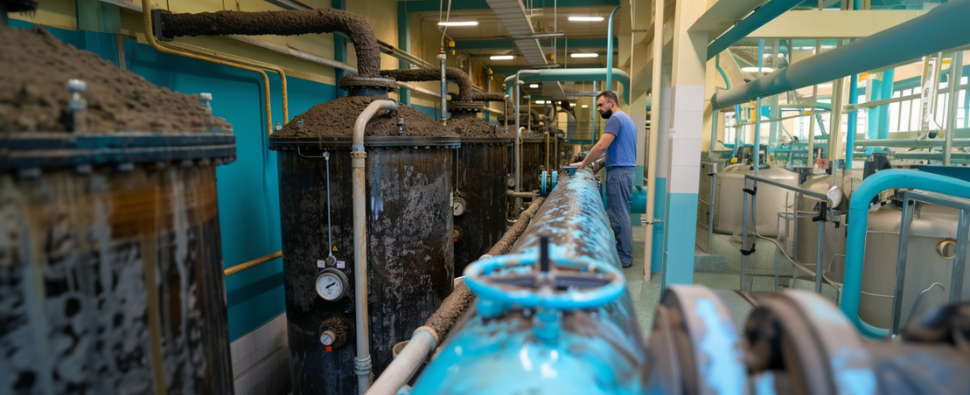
<box><xmin>380</xmin><ymin>67</ymin><xmax>474</xmax><ymax>102</ymax></box>
<box><xmin>158</xmin><ymin>8</ymin><xmax>382</xmax><ymax>78</ymax></box>
<box><xmin>482</xmin><ymin>196</ymin><xmax>546</xmax><ymax>258</ymax></box>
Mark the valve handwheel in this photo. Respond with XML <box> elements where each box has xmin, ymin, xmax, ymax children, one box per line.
<box><xmin>464</xmin><ymin>237</ymin><xmax>626</xmax><ymax>311</ymax></box>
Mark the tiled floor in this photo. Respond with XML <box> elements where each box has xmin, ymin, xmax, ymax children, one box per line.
<box><xmin>621</xmin><ymin>226</ymin><xmax>837</xmax><ymax>339</ymax></box>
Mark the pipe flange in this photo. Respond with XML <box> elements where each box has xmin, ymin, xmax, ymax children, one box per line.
<box><xmin>4</xmin><ymin>0</ymin><xmax>39</xmax><ymax>12</ymax></box>
<box><xmin>339</xmin><ymin>75</ymin><xmax>397</xmax><ymax>91</ymax></box>
<box><xmin>448</xmin><ymin>101</ymin><xmax>484</xmax><ymax>112</ymax></box>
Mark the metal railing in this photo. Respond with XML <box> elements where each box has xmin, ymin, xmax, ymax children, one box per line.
<box><xmin>224</xmin><ymin>250</ymin><xmax>283</xmax><ymax>276</ymax></box>
<box><xmin>741</xmin><ymin>174</ymin><xmax>831</xmax><ymax>294</ymax></box>
<box><xmin>890</xmin><ymin>191</ymin><xmax>970</xmax><ymax>336</ymax></box>
<box><xmin>697</xmin><ymin>162</ymin><xmax>718</xmax><ymax>253</ymax></box>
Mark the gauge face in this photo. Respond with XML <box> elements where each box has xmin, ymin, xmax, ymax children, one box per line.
<box><xmin>453</xmin><ymin>197</ymin><xmax>466</xmax><ymax>216</ymax></box>
<box><xmin>320</xmin><ymin>331</ymin><xmax>334</xmax><ymax>345</ymax></box>
<box><xmin>315</xmin><ymin>269</ymin><xmax>347</xmax><ymax>301</ymax></box>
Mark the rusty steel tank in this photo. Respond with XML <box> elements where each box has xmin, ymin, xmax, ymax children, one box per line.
<box><xmin>447</xmin><ymin>102</ymin><xmax>512</xmax><ymax>275</ymax></box>
<box><xmin>0</xmin><ymin>18</ymin><xmax>236</xmax><ymax>395</ymax></box>
<box><xmin>269</xmin><ymin>79</ymin><xmax>458</xmax><ymax>394</ymax></box>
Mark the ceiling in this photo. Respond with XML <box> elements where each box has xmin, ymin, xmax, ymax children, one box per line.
<box><xmin>407</xmin><ymin>2</ymin><xmax>619</xmax><ymax>73</ymax></box>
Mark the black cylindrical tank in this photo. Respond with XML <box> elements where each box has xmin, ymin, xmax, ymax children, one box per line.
<box><xmin>269</xmin><ymin>94</ymin><xmax>458</xmax><ymax>395</ymax></box>
<box><xmin>0</xmin><ymin>23</ymin><xmax>236</xmax><ymax>395</ymax></box>
<box><xmin>448</xmin><ymin>112</ymin><xmax>511</xmax><ymax>275</ymax></box>
<box><xmin>520</xmin><ymin>136</ymin><xmax>546</xmax><ymax>193</ymax></box>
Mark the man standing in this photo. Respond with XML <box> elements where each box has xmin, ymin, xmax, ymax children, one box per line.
<box><xmin>569</xmin><ymin>91</ymin><xmax>637</xmax><ymax>268</ymax></box>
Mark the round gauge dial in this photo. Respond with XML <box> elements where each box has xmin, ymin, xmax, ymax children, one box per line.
<box><xmin>453</xmin><ymin>197</ymin><xmax>467</xmax><ymax>216</ymax></box>
<box><xmin>315</xmin><ymin>269</ymin><xmax>349</xmax><ymax>301</ymax></box>
<box><xmin>319</xmin><ymin>330</ymin><xmax>336</xmax><ymax>346</ymax></box>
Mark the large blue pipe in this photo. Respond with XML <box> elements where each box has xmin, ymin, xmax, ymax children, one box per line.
<box><xmin>840</xmin><ymin>170</ymin><xmax>970</xmax><ymax>338</ymax></box>
<box><xmin>409</xmin><ymin>168</ymin><xmax>647</xmax><ymax>394</ymax></box>
<box><xmin>711</xmin><ymin>0</ymin><xmax>970</xmax><ymax>110</ymax></box>
<box><xmin>706</xmin><ymin>0</ymin><xmax>806</xmax><ymax>60</ymax></box>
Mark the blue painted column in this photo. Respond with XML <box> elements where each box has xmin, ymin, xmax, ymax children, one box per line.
<box><xmin>333</xmin><ymin>0</ymin><xmax>347</xmax><ymax>98</ymax></box>
<box><xmin>866</xmin><ymin>73</ymin><xmax>883</xmax><ymax>155</ymax></box>
<box><xmin>877</xmin><ymin>68</ymin><xmax>895</xmax><ymax>139</ymax></box>
<box><xmin>397</xmin><ymin>1</ymin><xmax>411</xmax><ymax>105</ymax></box>
<box><xmin>847</xmin><ymin>74</ymin><xmax>859</xmax><ymax>167</ymax></box>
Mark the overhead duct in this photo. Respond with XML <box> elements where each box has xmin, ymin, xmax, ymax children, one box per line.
<box><xmin>485</xmin><ymin>0</ymin><xmax>566</xmax><ymax>100</ymax></box>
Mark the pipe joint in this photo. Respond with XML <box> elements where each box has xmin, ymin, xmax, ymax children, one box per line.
<box><xmin>412</xmin><ymin>326</ymin><xmax>439</xmax><ymax>349</ymax></box>
<box><xmin>354</xmin><ymin>357</ymin><xmax>372</xmax><ymax>375</ymax></box>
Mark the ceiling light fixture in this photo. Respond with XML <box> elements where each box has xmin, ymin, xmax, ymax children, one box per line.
<box><xmin>581</xmin><ymin>105</ymin><xmax>589</xmax><ymax>108</ymax></box>
<box><xmin>535</xmin><ymin>100</ymin><xmax>546</xmax><ymax>104</ymax></box>
<box><xmin>490</xmin><ymin>55</ymin><xmax>514</xmax><ymax>60</ymax></box>
<box><xmin>529</xmin><ymin>84</ymin><xmax>539</xmax><ymax>88</ymax></box>
<box><xmin>741</xmin><ymin>67</ymin><xmax>774</xmax><ymax>73</ymax></box>
<box><xmin>438</xmin><ymin>21</ymin><xmax>479</xmax><ymax>26</ymax></box>
<box><xmin>569</xmin><ymin>16</ymin><xmax>604</xmax><ymax>21</ymax></box>
<box><xmin>571</xmin><ymin>53</ymin><xmax>599</xmax><ymax>58</ymax></box>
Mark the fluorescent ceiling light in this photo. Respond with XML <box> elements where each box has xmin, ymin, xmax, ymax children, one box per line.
<box><xmin>535</xmin><ymin>100</ymin><xmax>546</xmax><ymax>104</ymax></box>
<box><xmin>581</xmin><ymin>105</ymin><xmax>589</xmax><ymax>108</ymax></box>
<box><xmin>817</xmin><ymin>83</ymin><xmax>833</xmax><ymax>88</ymax></box>
<box><xmin>741</xmin><ymin>67</ymin><xmax>774</xmax><ymax>73</ymax></box>
<box><xmin>568</xmin><ymin>16</ymin><xmax>604</xmax><ymax>21</ymax></box>
<box><xmin>529</xmin><ymin>84</ymin><xmax>539</xmax><ymax>88</ymax></box>
<box><xmin>438</xmin><ymin>21</ymin><xmax>478</xmax><ymax>26</ymax></box>
<box><xmin>490</xmin><ymin>55</ymin><xmax>514</xmax><ymax>60</ymax></box>
<box><xmin>821</xmin><ymin>45</ymin><xmax>836</xmax><ymax>49</ymax></box>
<box><xmin>571</xmin><ymin>53</ymin><xmax>599</xmax><ymax>58</ymax></box>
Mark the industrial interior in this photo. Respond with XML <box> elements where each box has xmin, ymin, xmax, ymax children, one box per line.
<box><xmin>4</xmin><ymin>0</ymin><xmax>970</xmax><ymax>393</ymax></box>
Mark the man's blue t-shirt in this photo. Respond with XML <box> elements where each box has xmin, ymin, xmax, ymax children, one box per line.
<box><xmin>603</xmin><ymin>110</ymin><xmax>637</xmax><ymax>168</ymax></box>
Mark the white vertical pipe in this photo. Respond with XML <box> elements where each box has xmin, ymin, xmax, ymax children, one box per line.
<box><xmin>643</xmin><ymin>0</ymin><xmax>664</xmax><ymax>281</ymax></box>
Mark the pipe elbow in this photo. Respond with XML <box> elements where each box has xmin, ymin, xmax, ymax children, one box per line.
<box><xmin>353</xmin><ymin>100</ymin><xmax>397</xmax><ymax>148</ymax></box>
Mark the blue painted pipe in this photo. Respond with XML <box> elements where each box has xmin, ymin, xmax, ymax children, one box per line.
<box><xmin>711</xmin><ymin>0</ymin><xmax>970</xmax><ymax>110</ymax></box>
<box><xmin>707</xmin><ymin>0</ymin><xmax>806</xmax><ymax>60</ymax></box>
<box><xmin>840</xmin><ymin>169</ymin><xmax>970</xmax><ymax>338</ymax></box>
<box><xmin>606</xmin><ymin>6</ymin><xmax>620</xmax><ymax>90</ymax></box>
<box><xmin>503</xmin><ymin>68</ymin><xmax>632</xmax><ymax>104</ymax></box>
<box><xmin>877</xmin><ymin>68</ymin><xmax>895</xmax><ymax>139</ymax></box>
<box><xmin>410</xmin><ymin>168</ymin><xmax>647</xmax><ymax>395</ymax></box>
<box><xmin>847</xmin><ymin>73</ymin><xmax>859</xmax><ymax>168</ymax></box>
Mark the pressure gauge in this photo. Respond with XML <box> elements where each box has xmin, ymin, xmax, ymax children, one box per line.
<box><xmin>315</xmin><ymin>269</ymin><xmax>349</xmax><ymax>301</ymax></box>
<box><xmin>453</xmin><ymin>197</ymin><xmax>467</xmax><ymax>216</ymax></box>
<box><xmin>319</xmin><ymin>330</ymin><xmax>336</xmax><ymax>346</ymax></box>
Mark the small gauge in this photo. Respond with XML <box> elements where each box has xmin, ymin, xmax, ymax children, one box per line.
<box><xmin>315</xmin><ymin>269</ymin><xmax>349</xmax><ymax>301</ymax></box>
<box><xmin>453</xmin><ymin>197</ymin><xmax>467</xmax><ymax>216</ymax></box>
<box><xmin>319</xmin><ymin>330</ymin><xmax>336</xmax><ymax>346</ymax></box>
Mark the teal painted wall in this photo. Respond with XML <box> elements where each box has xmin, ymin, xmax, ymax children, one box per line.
<box><xmin>661</xmin><ymin>192</ymin><xmax>698</xmax><ymax>286</ymax></box>
<box><xmin>650</xmin><ymin>178</ymin><xmax>666</xmax><ymax>273</ymax></box>
<box><xmin>11</xmin><ymin>20</ymin><xmax>337</xmax><ymax>341</ymax></box>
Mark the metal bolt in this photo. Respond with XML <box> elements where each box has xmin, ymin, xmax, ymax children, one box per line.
<box><xmin>66</xmin><ymin>79</ymin><xmax>87</xmax><ymax>132</ymax></box>
<box><xmin>275</xmin><ymin>122</ymin><xmax>282</xmax><ymax>131</ymax></box>
<box><xmin>199</xmin><ymin>92</ymin><xmax>213</xmax><ymax>114</ymax></box>
<box><xmin>297</xmin><ymin>119</ymin><xmax>305</xmax><ymax>131</ymax></box>
<box><xmin>397</xmin><ymin>117</ymin><xmax>405</xmax><ymax>134</ymax></box>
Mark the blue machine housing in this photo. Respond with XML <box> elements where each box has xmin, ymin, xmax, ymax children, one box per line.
<box><xmin>410</xmin><ymin>168</ymin><xmax>648</xmax><ymax>395</ymax></box>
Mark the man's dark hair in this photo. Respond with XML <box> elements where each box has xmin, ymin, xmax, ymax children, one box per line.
<box><xmin>596</xmin><ymin>90</ymin><xmax>619</xmax><ymax>105</ymax></box>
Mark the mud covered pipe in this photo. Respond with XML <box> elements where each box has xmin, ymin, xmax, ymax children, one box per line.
<box><xmin>159</xmin><ymin>8</ymin><xmax>382</xmax><ymax>77</ymax></box>
<box><xmin>379</xmin><ymin>67</ymin><xmax>474</xmax><ymax>102</ymax></box>
<box><xmin>365</xmin><ymin>275</ymin><xmax>475</xmax><ymax>395</ymax></box>
<box><xmin>482</xmin><ymin>197</ymin><xmax>546</xmax><ymax>258</ymax></box>
<box><xmin>472</xmin><ymin>92</ymin><xmax>507</xmax><ymax>102</ymax></box>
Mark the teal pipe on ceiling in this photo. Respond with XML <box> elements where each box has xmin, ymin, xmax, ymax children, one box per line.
<box><xmin>606</xmin><ymin>6</ymin><xmax>621</xmax><ymax>90</ymax></box>
<box><xmin>503</xmin><ymin>68</ymin><xmax>632</xmax><ymax>103</ymax></box>
<box><xmin>706</xmin><ymin>0</ymin><xmax>806</xmax><ymax>60</ymax></box>
<box><xmin>711</xmin><ymin>0</ymin><xmax>970</xmax><ymax>110</ymax></box>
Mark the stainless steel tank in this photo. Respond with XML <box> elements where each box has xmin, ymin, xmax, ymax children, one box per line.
<box><xmin>714</xmin><ymin>164</ymin><xmax>799</xmax><ymax>237</ymax></box>
<box><xmin>857</xmin><ymin>202</ymin><xmax>970</xmax><ymax>329</ymax></box>
<box><xmin>794</xmin><ymin>170</ymin><xmax>863</xmax><ymax>282</ymax></box>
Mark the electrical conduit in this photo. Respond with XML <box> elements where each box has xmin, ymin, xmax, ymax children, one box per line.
<box><xmin>352</xmin><ymin>99</ymin><xmax>398</xmax><ymax>394</ymax></box>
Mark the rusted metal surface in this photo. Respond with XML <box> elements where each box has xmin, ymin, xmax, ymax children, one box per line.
<box><xmin>271</xmin><ymin>137</ymin><xmax>456</xmax><ymax>395</ymax></box>
<box><xmin>519</xmin><ymin>138</ymin><xmax>545</xmax><ymax>194</ymax></box>
<box><xmin>453</xmin><ymin>139</ymin><xmax>511</xmax><ymax>275</ymax></box>
<box><xmin>0</xmin><ymin>166</ymin><xmax>233</xmax><ymax>395</ymax></box>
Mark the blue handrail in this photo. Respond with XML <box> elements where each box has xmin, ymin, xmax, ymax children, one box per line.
<box><xmin>840</xmin><ymin>169</ymin><xmax>970</xmax><ymax>338</ymax></box>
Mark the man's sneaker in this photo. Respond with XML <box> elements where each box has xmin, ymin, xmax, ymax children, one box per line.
<box><xmin>622</xmin><ymin>261</ymin><xmax>633</xmax><ymax>268</ymax></box>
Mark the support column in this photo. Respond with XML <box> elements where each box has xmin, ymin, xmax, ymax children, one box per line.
<box><xmin>877</xmin><ymin>68</ymin><xmax>895</xmax><ymax>139</ymax></box>
<box><xmin>397</xmin><ymin>1</ymin><xmax>411</xmax><ymax>105</ymax></box>
<box><xmin>334</xmin><ymin>0</ymin><xmax>348</xmax><ymax>98</ymax></box>
<box><xmin>652</xmin><ymin>80</ymin><xmax>672</xmax><ymax>274</ymax></box>
<box><xmin>661</xmin><ymin>0</ymin><xmax>706</xmax><ymax>287</ymax></box>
